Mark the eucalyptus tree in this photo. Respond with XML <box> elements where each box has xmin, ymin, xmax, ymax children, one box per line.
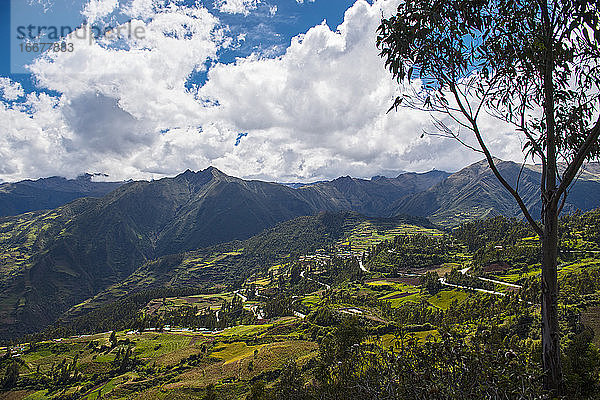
<box><xmin>377</xmin><ymin>0</ymin><xmax>600</xmax><ymax>394</ymax></box>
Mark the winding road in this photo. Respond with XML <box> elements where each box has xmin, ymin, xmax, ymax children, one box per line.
<box><xmin>438</xmin><ymin>264</ymin><xmax>522</xmax><ymax>296</ymax></box>
<box><xmin>300</xmin><ymin>270</ymin><xmax>331</xmax><ymax>290</ymax></box>
<box><xmin>234</xmin><ymin>290</ymin><xmax>248</xmax><ymax>302</ymax></box>
<box><xmin>439</xmin><ymin>277</ymin><xmax>507</xmax><ymax>296</ymax></box>
<box><xmin>358</xmin><ymin>258</ymin><xmax>369</xmax><ymax>273</ymax></box>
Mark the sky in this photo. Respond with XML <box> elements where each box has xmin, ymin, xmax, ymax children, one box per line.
<box><xmin>0</xmin><ymin>0</ymin><xmax>524</xmax><ymax>183</ymax></box>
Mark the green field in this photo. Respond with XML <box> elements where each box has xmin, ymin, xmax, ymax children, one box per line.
<box><xmin>2</xmin><ymin>211</ymin><xmax>600</xmax><ymax>399</ymax></box>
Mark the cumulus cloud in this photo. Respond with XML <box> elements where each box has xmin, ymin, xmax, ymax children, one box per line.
<box><xmin>214</xmin><ymin>0</ymin><xmax>261</xmax><ymax>16</ymax></box>
<box><xmin>0</xmin><ymin>90</ymin><xmax>71</xmax><ymax>177</ymax></box>
<box><xmin>122</xmin><ymin>0</ymin><xmax>157</xmax><ymax>19</ymax></box>
<box><xmin>0</xmin><ymin>1</ymin><xmax>224</xmax><ymax>180</ymax></box>
<box><xmin>197</xmin><ymin>0</ymin><xmax>521</xmax><ymax>180</ymax></box>
<box><xmin>0</xmin><ymin>0</ymin><xmax>523</xmax><ymax>182</ymax></box>
<box><xmin>0</xmin><ymin>78</ymin><xmax>25</xmax><ymax>101</ymax></box>
<box><xmin>23</xmin><ymin>2</ymin><xmax>223</xmax><ymax>175</ymax></box>
<box><xmin>82</xmin><ymin>0</ymin><xmax>119</xmax><ymax>23</ymax></box>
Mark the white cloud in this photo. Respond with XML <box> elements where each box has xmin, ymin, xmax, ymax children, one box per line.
<box><xmin>0</xmin><ymin>0</ymin><xmax>523</xmax><ymax>183</ymax></box>
<box><xmin>0</xmin><ymin>91</ymin><xmax>71</xmax><ymax>177</ymax></box>
<box><xmin>29</xmin><ymin>3</ymin><xmax>221</xmax><ymax>134</ymax></box>
<box><xmin>122</xmin><ymin>0</ymin><xmax>157</xmax><ymax>19</ymax></box>
<box><xmin>0</xmin><ymin>78</ymin><xmax>25</xmax><ymax>101</ymax></box>
<box><xmin>196</xmin><ymin>0</ymin><xmax>523</xmax><ymax>180</ymax></box>
<box><xmin>2</xmin><ymin>1</ymin><xmax>225</xmax><ymax>180</ymax></box>
<box><xmin>214</xmin><ymin>0</ymin><xmax>261</xmax><ymax>16</ymax></box>
<box><xmin>82</xmin><ymin>0</ymin><xmax>119</xmax><ymax>23</ymax></box>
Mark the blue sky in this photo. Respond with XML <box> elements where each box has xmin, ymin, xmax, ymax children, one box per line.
<box><xmin>2</xmin><ymin>0</ymin><xmax>358</xmax><ymax>93</ymax></box>
<box><xmin>0</xmin><ymin>0</ymin><xmax>521</xmax><ymax>182</ymax></box>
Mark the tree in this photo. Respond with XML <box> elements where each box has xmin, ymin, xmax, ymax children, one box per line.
<box><xmin>377</xmin><ymin>0</ymin><xmax>600</xmax><ymax>394</ymax></box>
<box><xmin>275</xmin><ymin>360</ymin><xmax>306</xmax><ymax>400</ymax></box>
<box><xmin>420</xmin><ymin>271</ymin><xmax>442</xmax><ymax>295</ymax></box>
<box><xmin>205</xmin><ymin>383</ymin><xmax>217</xmax><ymax>400</ymax></box>
<box><xmin>1</xmin><ymin>360</ymin><xmax>19</xmax><ymax>389</ymax></box>
<box><xmin>247</xmin><ymin>380</ymin><xmax>271</xmax><ymax>400</ymax></box>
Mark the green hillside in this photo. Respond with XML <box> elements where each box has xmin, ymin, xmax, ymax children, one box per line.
<box><xmin>1</xmin><ymin>210</ymin><xmax>599</xmax><ymax>399</ymax></box>
<box><xmin>0</xmin><ymin>166</ymin><xmax>447</xmax><ymax>340</ymax></box>
<box><xmin>53</xmin><ymin>212</ymin><xmax>435</xmax><ymax>336</ymax></box>
<box><xmin>389</xmin><ymin>160</ymin><xmax>600</xmax><ymax>227</ymax></box>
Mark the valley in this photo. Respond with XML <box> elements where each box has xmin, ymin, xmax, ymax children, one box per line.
<box><xmin>1</xmin><ymin>209</ymin><xmax>599</xmax><ymax>399</ymax></box>
<box><xmin>1</xmin><ymin>160</ymin><xmax>600</xmax><ymax>341</ymax></box>
<box><xmin>0</xmin><ymin>162</ymin><xmax>599</xmax><ymax>398</ymax></box>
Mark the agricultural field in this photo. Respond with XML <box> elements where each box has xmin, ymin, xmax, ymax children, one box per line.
<box><xmin>3</xmin><ymin>318</ymin><xmax>317</xmax><ymax>400</ymax></box>
<box><xmin>337</xmin><ymin>219</ymin><xmax>444</xmax><ymax>253</ymax></box>
<box><xmin>1</xmin><ymin>211</ymin><xmax>600</xmax><ymax>398</ymax></box>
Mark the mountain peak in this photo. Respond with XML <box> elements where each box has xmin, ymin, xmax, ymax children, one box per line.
<box><xmin>176</xmin><ymin>166</ymin><xmax>229</xmax><ymax>185</ymax></box>
<box><xmin>76</xmin><ymin>173</ymin><xmax>110</xmax><ymax>181</ymax></box>
<box><xmin>204</xmin><ymin>166</ymin><xmax>226</xmax><ymax>177</ymax></box>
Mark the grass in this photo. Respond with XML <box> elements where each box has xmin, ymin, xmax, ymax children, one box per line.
<box><xmin>430</xmin><ymin>263</ymin><xmax>462</xmax><ymax>276</ymax></box>
<box><xmin>428</xmin><ymin>290</ymin><xmax>470</xmax><ymax>310</ymax></box>
<box><xmin>366</xmin><ymin>280</ymin><xmax>417</xmax><ymax>291</ymax></box>
<box><xmin>22</xmin><ymin>342</ymin><xmax>89</xmax><ymax>372</ymax></box>
<box><xmin>133</xmin><ymin>333</ymin><xmax>192</xmax><ymax>362</ymax></box>
<box><xmin>379</xmin><ymin>330</ymin><xmax>440</xmax><ymax>348</ymax></box>
<box><xmin>302</xmin><ymin>294</ymin><xmax>323</xmax><ymax>309</ymax></box>
<box><xmin>498</xmin><ymin>267</ymin><xmax>541</xmax><ymax>283</ymax></box>
<box><xmin>499</xmin><ymin>258</ymin><xmax>600</xmax><ymax>283</ymax></box>
<box><xmin>339</xmin><ymin>222</ymin><xmax>444</xmax><ymax>253</ymax></box>
<box><xmin>210</xmin><ymin>341</ymin><xmax>266</xmax><ymax>365</ymax></box>
<box><xmin>163</xmin><ymin>340</ymin><xmax>318</xmax><ymax>393</ymax></box>
<box><xmin>365</xmin><ymin>279</ymin><xmax>421</xmax><ymax>308</ymax></box>
<box><xmin>559</xmin><ymin>258</ymin><xmax>600</xmax><ymax>273</ymax></box>
<box><xmin>219</xmin><ymin>324</ymin><xmax>271</xmax><ymax>337</ymax></box>
<box><xmin>412</xmin><ymin>330</ymin><xmax>440</xmax><ymax>342</ymax></box>
<box><xmin>248</xmin><ymin>277</ymin><xmax>271</xmax><ymax>286</ymax></box>
<box><xmin>383</xmin><ymin>292</ymin><xmax>422</xmax><ymax>307</ymax></box>
<box><xmin>23</xmin><ymin>390</ymin><xmax>50</xmax><ymax>400</ymax></box>
<box><xmin>83</xmin><ymin>372</ymin><xmax>138</xmax><ymax>399</ymax></box>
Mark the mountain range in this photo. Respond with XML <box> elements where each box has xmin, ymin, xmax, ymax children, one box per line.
<box><xmin>0</xmin><ymin>174</ymin><xmax>123</xmax><ymax>217</ymax></box>
<box><xmin>0</xmin><ymin>167</ymin><xmax>446</xmax><ymax>339</ymax></box>
<box><xmin>388</xmin><ymin>160</ymin><xmax>600</xmax><ymax>226</ymax></box>
<box><xmin>1</xmin><ymin>159</ymin><xmax>599</xmax><ymax>339</ymax></box>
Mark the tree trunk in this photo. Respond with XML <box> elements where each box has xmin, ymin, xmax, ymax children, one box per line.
<box><xmin>541</xmin><ymin>198</ymin><xmax>562</xmax><ymax>395</ymax></box>
<box><xmin>540</xmin><ymin>2</ymin><xmax>562</xmax><ymax>393</ymax></box>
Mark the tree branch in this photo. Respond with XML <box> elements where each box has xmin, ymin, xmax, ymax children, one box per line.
<box><xmin>557</xmin><ymin>191</ymin><xmax>568</xmax><ymax>216</ymax></box>
<box><xmin>424</xmin><ymin>118</ymin><xmax>484</xmax><ymax>154</ymax></box>
<box><xmin>448</xmin><ymin>83</ymin><xmax>544</xmax><ymax>236</ymax></box>
<box><xmin>555</xmin><ymin>115</ymin><xmax>600</xmax><ymax>201</ymax></box>
<box><xmin>516</xmin><ymin>157</ymin><xmax>527</xmax><ymax>193</ymax></box>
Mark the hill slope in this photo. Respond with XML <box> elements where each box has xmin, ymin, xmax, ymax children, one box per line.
<box><xmin>0</xmin><ymin>174</ymin><xmax>123</xmax><ymax>217</ymax></box>
<box><xmin>0</xmin><ymin>167</ymin><xmax>444</xmax><ymax>340</ymax></box>
<box><xmin>55</xmin><ymin>211</ymin><xmax>435</xmax><ymax>335</ymax></box>
<box><xmin>387</xmin><ymin>159</ymin><xmax>600</xmax><ymax>227</ymax></box>
<box><xmin>3</xmin><ymin>160</ymin><xmax>598</xmax><ymax>339</ymax></box>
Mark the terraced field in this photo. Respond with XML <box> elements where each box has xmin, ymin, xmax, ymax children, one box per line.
<box><xmin>8</xmin><ymin>317</ymin><xmax>318</xmax><ymax>400</ymax></box>
<box><xmin>338</xmin><ymin>220</ymin><xmax>444</xmax><ymax>252</ymax></box>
